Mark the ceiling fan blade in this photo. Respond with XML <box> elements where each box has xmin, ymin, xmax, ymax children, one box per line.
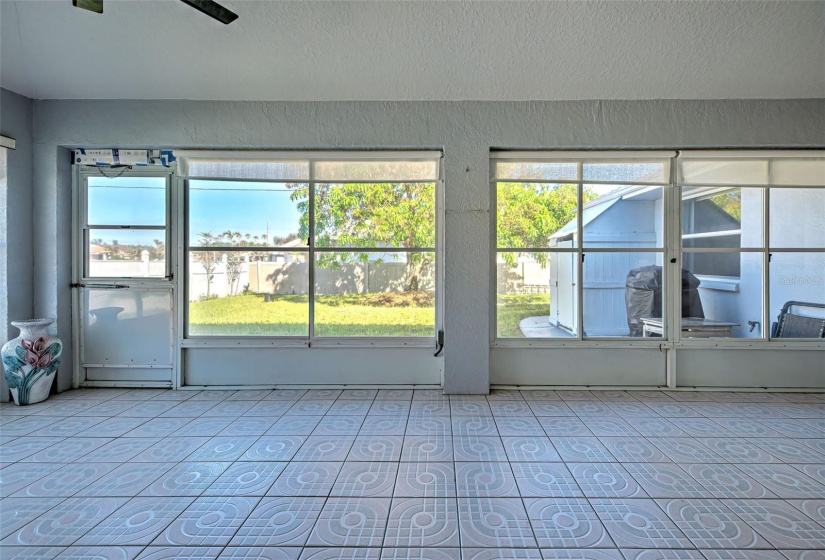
<box><xmin>73</xmin><ymin>0</ymin><xmax>103</xmax><ymax>14</ymax></box>
<box><xmin>179</xmin><ymin>0</ymin><xmax>238</xmax><ymax>24</ymax></box>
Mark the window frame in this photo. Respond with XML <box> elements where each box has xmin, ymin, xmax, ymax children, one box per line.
<box><xmin>78</xmin><ymin>167</ymin><xmax>173</xmax><ymax>283</ymax></box>
<box><xmin>179</xmin><ymin>151</ymin><xmax>443</xmax><ymax>346</ymax></box>
<box><xmin>491</xmin><ymin>150</ymin><xmax>825</xmax><ymax>349</ymax></box>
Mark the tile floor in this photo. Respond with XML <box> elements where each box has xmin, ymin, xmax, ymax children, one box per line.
<box><xmin>1</xmin><ymin>387</ymin><xmax>824</xmax><ymax>559</ymax></box>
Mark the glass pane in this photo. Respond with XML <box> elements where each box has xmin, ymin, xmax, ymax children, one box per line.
<box><xmin>314</xmin><ymin>182</ymin><xmax>435</xmax><ymax>248</ymax></box>
<box><xmin>679</xmin><ymin>159</ymin><xmax>769</xmax><ymax>185</ymax></box>
<box><xmin>497</xmin><ymin>252</ymin><xmax>574</xmax><ymax>338</ymax></box>
<box><xmin>769</xmin><ymin>188</ymin><xmax>825</xmax><ymax>248</ymax></box>
<box><xmin>494</xmin><ymin>161</ymin><xmax>578</xmax><ymax>181</ymax></box>
<box><xmin>583</xmin><ymin>185</ymin><xmax>664</xmax><ymax>248</ymax></box>
<box><xmin>189</xmin><ymin>181</ymin><xmax>307</xmax><ymax>248</ymax></box>
<box><xmin>769</xmin><ymin>159</ymin><xmax>825</xmax><ymax>186</ymax></box>
<box><xmin>314</xmin><ymin>160</ymin><xmax>438</xmax><ymax>182</ymax></box>
<box><xmin>682</xmin><ymin>187</ymin><xmax>763</xmax><ymax>248</ymax></box>
<box><xmin>184</xmin><ymin>160</ymin><xmax>309</xmax><ymax>181</ymax></box>
<box><xmin>314</xmin><ymin>251</ymin><xmax>435</xmax><ymax>337</ymax></box>
<box><xmin>769</xmin><ymin>253</ymin><xmax>825</xmax><ymax>339</ymax></box>
<box><xmin>682</xmin><ymin>252</ymin><xmax>763</xmax><ymax>339</ymax></box>
<box><xmin>187</xmin><ymin>250</ymin><xmax>309</xmax><ymax>336</ymax></box>
<box><xmin>87</xmin><ymin>229</ymin><xmax>166</xmax><ymax>278</ymax></box>
<box><xmin>497</xmin><ymin>182</ymin><xmax>580</xmax><ymax>248</ymax></box>
<box><xmin>84</xmin><ymin>289</ymin><xmax>173</xmax><ymax>364</ymax></box>
<box><xmin>88</xmin><ymin>176</ymin><xmax>166</xmax><ymax>226</ymax></box>
<box><xmin>584</xmin><ymin>251</ymin><xmax>662</xmax><ymax>337</ymax></box>
<box><xmin>583</xmin><ymin>162</ymin><xmax>668</xmax><ymax>183</ymax></box>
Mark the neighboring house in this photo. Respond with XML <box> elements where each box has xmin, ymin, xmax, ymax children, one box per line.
<box><xmin>89</xmin><ymin>244</ymin><xmax>110</xmax><ymax>261</ymax></box>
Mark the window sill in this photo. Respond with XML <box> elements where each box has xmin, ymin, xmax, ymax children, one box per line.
<box><xmin>695</xmin><ymin>275</ymin><xmax>740</xmax><ymax>292</ymax></box>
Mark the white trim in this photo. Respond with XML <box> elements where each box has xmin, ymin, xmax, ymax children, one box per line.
<box><xmin>175</xmin><ymin>149</ymin><xmax>443</xmax><ymax>161</ymax></box>
<box><xmin>491</xmin><ymin>150</ymin><xmax>677</xmax><ymax>160</ymax></box>
<box><xmin>678</xmin><ymin>150</ymin><xmax>825</xmax><ymax>159</ymax></box>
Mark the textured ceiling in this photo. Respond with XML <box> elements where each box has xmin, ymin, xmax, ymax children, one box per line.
<box><xmin>1</xmin><ymin>0</ymin><xmax>823</xmax><ymax>101</ymax></box>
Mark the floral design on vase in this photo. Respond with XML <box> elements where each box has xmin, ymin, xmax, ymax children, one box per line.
<box><xmin>2</xmin><ymin>319</ymin><xmax>62</xmax><ymax>405</ymax></box>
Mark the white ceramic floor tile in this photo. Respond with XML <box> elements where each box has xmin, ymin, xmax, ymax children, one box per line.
<box><xmin>230</xmin><ymin>496</ymin><xmax>324</xmax><ymax>546</ymax></box>
<box><xmin>457</xmin><ymin>497</ymin><xmax>536</xmax><ymax>548</ymax></box>
<box><xmin>307</xmin><ymin>497</ymin><xmax>391</xmax><ymax>547</ymax></box>
<box><xmin>524</xmin><ymin>497</ymin><xmax>614</xmax><ymax>548</ymax></box>
<box><xmin>76</xmin><ymin>496</ymin><xmax>194</xmax><ymax>545</ymax></box>
<box><xmin>5</xmin><ymin>496</ymin><xmax>127</xmax><ymax>546</ymax></box>
<box><xmin>394</xmin><ymin>462</ymin><xmax>456</xmax><ymax>498</ymax></box>
<box><xmin>267</xmin><ymin>461</ymin><xmax>342</xmax><ymax>497</ymax></box>
<box><xmin>152</xmin><ymin>496</ymin><xmax>259</xmax><ymax>545</ymax></box>
<box><xmin>383</xmin><ymin>497</ymin><xmax>459</xmax><ymax>547</ymax></box>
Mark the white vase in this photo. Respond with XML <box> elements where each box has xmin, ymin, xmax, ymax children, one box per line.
<box><xmin>2</xmin><ymin>318</ymin><xmax>62</xmax><ymax>405</ymax></box>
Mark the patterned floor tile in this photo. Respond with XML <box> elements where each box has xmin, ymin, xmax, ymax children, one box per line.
<box><xmin>172</xmin><ymin>417</ymin><xmax>236</xmax><ymax>437</ymax></box>
<box><xmin>709</xmin><ymin>417</ymin><xmax>783</xmax><ymax>438</ymax></box>
<box><xmin>55</xmin><ymin>545</ymin><xmax>144</xmax><ymax>559</ymax></box>
<box><xmin>539</xmin><ymin>418</ymin><xmax>593</xmax><ymax>437</ymax></box>
<box><xmin>590</xmin><ymin>498</ymin><xmax>692</xmax><ymax>549</ymax></box>
<box><xmin>647</xmin><ymin>437</ymin><xmax>723</xmax><ymax>463</ymax></box>
<box><xmin>76</xmin><ymin>496</ymin><xmax>193</xmax><ymax>545</ymax></box>
<box><xmin>489</xmin><ymin>401</ymin><xmax>533</xmax><ymax>417</ymax></box>
<box><xmin>203</xmin><ymin>461</ymin><xmax>286</xmax><ymax>496</ymax></box>
<box><xmin>670</xmin><ymin>417</ymin><xmax>736</xmax><ymax>438</ymax></box>
<box><xmin>369</xmin><ymin>400</ymin><xmax>411</xmax><ymax>416</ymax></box>
<box><xmin>242</xmin><ymin>436</ymin><xmax>306</xmax><ymax>461</ymax></box>
<box><xmin>359</xmin><ymin>416</ymin><xmax>408</xmax><ymax>435</ymax></box>
<box><xmin>495</xmin><ymin>416</ymin><xmax>546</xmax><ymax>437</ymax></box>
<box><xmin>152</xmin><ymin>496</ymin><xmax>259</xmax><ymax>545</ymax></box>
<box><xmin>384</xmin><ymin>497</ymin><xmax>459</xmax><ymax>547</ymax></box>
<box><xmin>398</xmin><ymin>435</ymin><xmax>452</xmax><ymax>462</ymax></box>
<box><xmin>134</xmin><ymin>546</ymin><xmax>223</xmax><ymax>559</ymax></box>
<box><xmin>327</xmin><ymin>400</ymin><xmax>373</xmax><ymax>416</ymax></box>
<box><xmin>540</xmin><ymin>550</ymin><xmax>622</xmax><ymax>559</ymax></box>
<box><xmin>218</xmin><ymin>417</ymin><xmax>279</xmax><ymax>436</ymax></box>
<box><xmin>501</xmin><ymin>436</ymin><xmax>560</xmax><ymax>462</ymax></box>
<box><xmin>625</xmin><ymin>417</ymin><xmax>688</xmax><ymax>438</ymax></box>
<box><xmin>525</xmin><ymin>497</ymin><xmax>614</xmax><ymax>548</ymax></box>
<box><xmin>381</xmin><ymin>549</ymin><xmax>459</xmax><ymax>560</ymax></box>
<box><xmin>221</xmin><ymin>547</ymin><xmax>301</xmax><ymax>559</ymax></box>
<box><xmin>598</xmin><ymin>437</ymin><xmax>667</xmax><ymax>462</ymax></box>
<box><xmin>123</xmin><ymin>417</ymin><xmax>192</xmax><ymax>437</ymax></box>
<box><xmin>551</xmin><ymin>437</ymin><xmax>615</xmax><ymax>462</ymax></box>
<box><xmin>394</xmin><ymin>462</ymin><xmax>456</xmax><ymax>497</ymax></box>
<box><xmin>511</xmin><ymin>462</ymin><xmax>582</xmax><ymax>498</ymax></box>
<box><xmin>526</xmin><ymin>401</ymin><xmax>575</xmax><ymax>417</ymax></box>
<box><xmin>230</xmin><ymin>496</ymin><xmax>324</xmax><ymax>546</ymax></box>
<box><xmin>735</xmin><ymin>463</ymin><xmax>825</xmax><ymax>499</ymax></box>
<box><xmin>453</xmin><ymin>437</ymin><xmax>508</xmax><ymax>461</ymax></box>
<box><xmin>266</xmin><ymin>416</ymin><xmax>322</xmax><ymax>436</ymax></box>
<box><xmin>267</xmin><ymin>461</ymin><xmax>342</xmax><ymax>497</ymax></box>
<box><xmin>21</xmin><ymin>437</ymin><xmax>111</xmax><ymax>463</ymax></box>
<box><xmin>5</xmin><ymin>497</ymin><xmax>128</xmax><ymax>546</ymax></box>
<box><xmin>298</xmin><ymin>547</ymin><xmax>379</xmax><ymax>560</ymax></box>
<box><xmin>619</xmin><ymin>549</ymin><xmax>706</xmax><ymax>559</ymax></box>
<box><xmin>348</xmin><ymin>435</ymin><xmax>404</xmax><ymax>461</ymax></box>
<box><xmin>313</xmin><ymin>416</ymin><xmax>366</xmax><ymax>436</ymax></box>
<box><xmin>0</xmin><ymin>496</ymin><xmax>67</xmax><ymax>539</ymax></box>
<box><xmin>658</xmin><ymin>498</ymin><xmax>771</xmax><ymax>549</ymax></box>
<box><xmin>80</xmin><ymin>437</ymin><xmax>159</xmax><ymax>462</ymax></box>
<box><xmin>406</xmin><ymin>415</ymin><xmax>452</xmax><ymax>436</ymax></box>
<box><xmin>725</xmin><ymin>499</ymin><xmax>825</xmax><ymax>549</ymax></box>
<box><xmin>696</xmin><ymin>438</ymin><xmax>780</xmax><ymax>464</ymax></box>
<box><xmin>455</xmin><ymin>462</ymin><xmax>518</xmax><ymax>497</ymax></box>
<box><xmin>1</xmin><ymin>462</ymin><xmax>72</xmax><ymax>497</ymax></box>
<box><xmin>451</xmin><ymin>416</ymin><xmax>499</xmax><ymax>437</ymax></box>
<box><xmin>457</xmin><ymin>497</ymin><xmax>536</xmax><ymax>548</ymax></box>
<box><xmin>288</xmin><ymin>400</ymin><xmax>336</xmax><ymax>416</ymax></box>
<box><xmin>187</xmin><ymin>436</ymin><xmax>259</xmax><ymax>461</ymax></box>
<box><xmin>749</xmin><ymin>438</ymin><xmax>825</xmax><ymax>463</ymax></box>
<box><xmin>581</xmin><ymin>418</ymin><xmax>641</xmax><ymax>438</ymax></box>
<box><xmin>568</xmin><ymin>462</ymin><xmax>647</xmax><ymax>498</ymax></box>
<box><xmin>623</xmin><ymin>463</ymin><xmax>712</xmax><ymax>499</ymax></box>
<box><xmin>27</xmin><ymin>416</ymin><xmax>108</xmax><ymax>437</ymax></box>
<box><xmin>16</xmin><ymin>463</ymin><xmax>119</xmax><ymax>498</ymax></box>
<box><xmin>409</xmin><ymin>401</ymin><xmax>450</xmax><ymax>416</ymax></box>
<box><xmin>131</xmin><ymin>437</ymin><xmax>211</xmax><ymax>462</ymax></box>
<box><xmin>140</xmin><ymin>462</ymin><xmax>230</xmax><ymax>496</ymax></box>
<box><xmin>307</xmin><ymin>497</ymin><xmax>391</xmax><ymax>547</ymax></box>
<box><xmin>697</xmin><ymin>552</ymin><xmax>785</xmax><ymax>560</ymax></box>
<box><xmin>787</xmin><ymin>499</ymin><xmax>825</xmax><ymax>524</ymax></box>
<box><xmin>331</xmin><ymin>462</ymin><xmax>398</xmax><ymax>497</ymax></box>
<box><xmin>75</xmin><ymin>462</ymin><xmax>172</xmax><ymax>497</ymax></box>
<box><xmin>684</xmin><ymin>463</ymin><xmax>777</xmax><ymax>499</ymax></box>
<box><xmin>0</xmin><ymin>546</ymin><xmax>71</xmax><ymax>559</ymax></box>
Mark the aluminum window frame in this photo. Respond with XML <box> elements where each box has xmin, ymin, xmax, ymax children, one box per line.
<box><xmin>181</xmin><ymin>150</ymin><xmax>444</xmax><ymax>346</ymax></box>
<box><xmin>491</xmin><ymin>150</ymin><xmax>825</xmax><ymax>349</ymax></box>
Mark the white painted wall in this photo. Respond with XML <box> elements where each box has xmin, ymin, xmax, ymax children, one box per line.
<box><xmin>24</xmin><ymin>98</ymin><xmax>825</xmax><ymax>392</ymax></box>
<box><xmin>0</xmin><ymin>88</ymin><xmax>34</xmax><ymax>402</ymax></box>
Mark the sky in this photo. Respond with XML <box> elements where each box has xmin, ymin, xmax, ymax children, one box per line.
<box><xmin>88</xmin><ymin>177</ymin><xmax>303</xmax><ymax>246</ymax></box>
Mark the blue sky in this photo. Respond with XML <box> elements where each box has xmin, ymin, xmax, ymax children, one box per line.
<box><xmin>88</xmin><ymin>177</ymin><xmax>303</xmax><ymax>245</ymax></box>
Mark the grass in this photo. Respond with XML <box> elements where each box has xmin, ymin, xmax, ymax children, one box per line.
<box><xmin>496</xmin><ymin>293</ymin><xmax>551</xmax><ymax>338</ymax></box>
<box><xmin>189</xmin><ymin>292</ymin><xmax>547</xmax><ymax>338</ymax></box>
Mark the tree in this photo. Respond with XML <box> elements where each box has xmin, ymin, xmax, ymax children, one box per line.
<box><xmin>289</xmin><ymin>182</ymin><xmax>435</xmax><ymax>291</ymax></box>
<box><xmin>496</xmin><ymin>183</ymin><xmax>595</xmax><ymax>266</ymax></box>
<box><xmin>192</xmin><ymin>232</ymin><xmax>220</xmax><ymax>298</ymax></box>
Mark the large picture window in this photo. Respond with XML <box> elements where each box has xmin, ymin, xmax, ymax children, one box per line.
<box><xmin>182</xmin><ymin>152</ymin><xmax>440</xmax><ymax>339</ymax></box>
<box><xmin>493</xmin><ymin>152</ymin><xmax>672</xmax><ymax>339</ymax></box>
<box><xmin>493</xmin><ymin>150</ymin><xmax>825</xmax><ymax>342</ymax></box>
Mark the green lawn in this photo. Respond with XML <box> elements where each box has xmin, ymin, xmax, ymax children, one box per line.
<box><xmin>190</xmin><ymin>292</ymin><xmax>548</xmax><ymax>338</ymax></box>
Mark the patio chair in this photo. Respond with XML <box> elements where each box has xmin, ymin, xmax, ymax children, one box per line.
<box><xmin>771</xmin><ymin>301</ymin><xmax>825</xmax><ymax>338</ymax></box>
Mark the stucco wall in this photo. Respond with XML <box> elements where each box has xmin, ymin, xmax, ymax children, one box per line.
<box><xmin>0</xmin><ymin>88</ymin><xmax>34</xmax><ymax>402</ymax></box>
<box><xmin>29</xmin><ymin>98</ymin><xmax>825</xmax><ymax>393</ymax></box>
